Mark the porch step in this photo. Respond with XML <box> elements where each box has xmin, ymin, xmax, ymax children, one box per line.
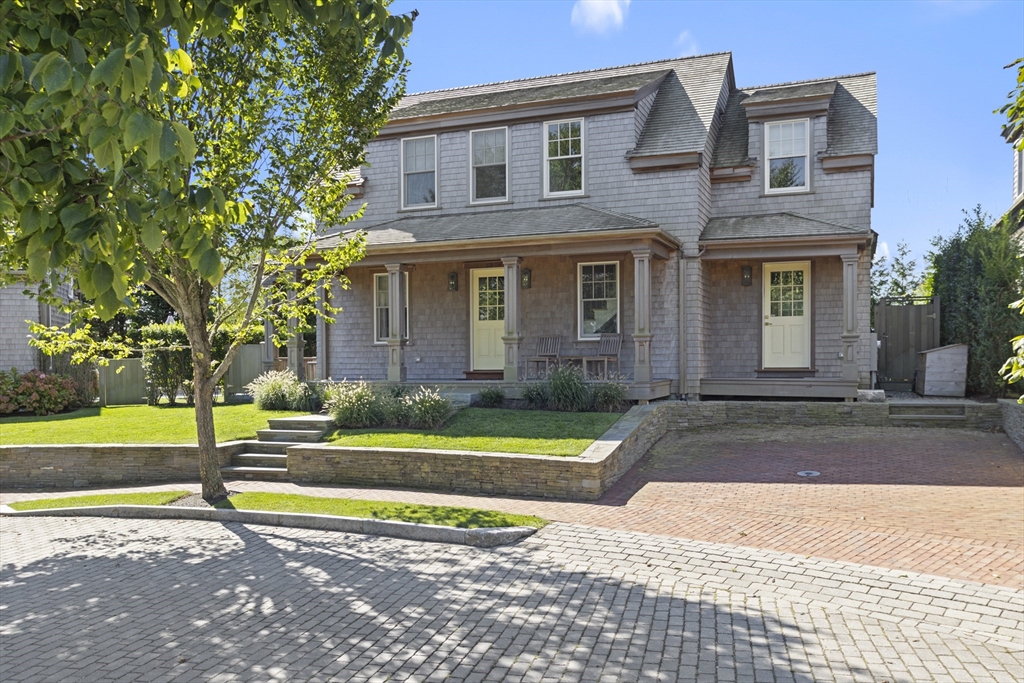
<box><xmin>266</xmin><ymin>415</ymin><xmax>335</xmax><ymax>431</ymax></box>
<box><xmin>220</xmin><ymin>465</ymin><xmax>290</xmax><ymax>480</ymax></box>
<box><xmin>232</xmin><ymin>453</ymin><xmax>288</xmax><ymax>468</ymax></box>
<box><xmin>464</xmin><ymin>371</ymin><xmax>503</xmax><ymax>381</ymax></box>
<box><xmin>256</xmin><ymin>428</ymin><xmax>326</xmax><ymax>443</ymax></box>
<box><xmin>888</xmin><ymin>402</ymin><xmax>966</xmax><ymax>417</ymax></box>
<box><xmin>233</xmin><ymin>440</ymin><xmax>300</xmax><ymax>455</ymax></box>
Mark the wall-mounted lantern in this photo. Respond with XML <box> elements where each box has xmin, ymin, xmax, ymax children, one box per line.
<box><xmin>741</xmin><ymin>265</ymin><xmax>752</xmax><ymax>287</ymax></box>
<box><xmin>448</xmin><ymin>272</ymin><xmax>458</xmax><ymax>291</ymax></box>
<box><xmin>521</xmin><ymin>268</ymin><xmax>532</xmax><ymax>289</ymax></box>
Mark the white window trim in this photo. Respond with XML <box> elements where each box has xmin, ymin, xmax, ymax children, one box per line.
<box><xmin>543</xmin><ymin>117</ymin><xmax>585</xmax><ymax>198</ymax></box>
<box><xmin>373</xmin><ymin>272</ymin><xmax>410</xmax><ymax>344</ymax></box>
<box><xmin>1016</xmin><ymin>148</ymin><xmax>1024</xmax><ymax>200</ymax></box>
<box><xmin>468</xmin><ymin>126</ymin><xmax>509</xmax><ymax>205</ymax></box>
<box><xmin>400</xmin><ymin>134</ymin><xmax>438</xmax><ymax>210</ymax></box>
<box><xmin>577</xmin><ymin>260</ymin><xmax>620</xmax><ymax>341</ymax></box>
<box><xmin>764</xmin><ymin>118</ymin><xmax>811</xmax><ymax>195</ymax></box>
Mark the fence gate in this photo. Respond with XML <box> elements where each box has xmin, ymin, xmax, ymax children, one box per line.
<box><xmin>874</xmin><ymin>296</ymin><xmax>940</xmax><ymax>391</ymax></box>
<box><xmin>98</xmin><ymin>358</ymin><xmax>147</xmax><ymax>406</ymax></box>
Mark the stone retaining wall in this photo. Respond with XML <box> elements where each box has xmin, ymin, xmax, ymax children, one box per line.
<box><xmin>288</xmin><ymin>405</ymin><xmax>664</xmax><ymax>501</ymax></box>
<box><xmin>999</xmin><ymin>399</ymin><xmax>1024</xmax><ymax>452</ymax></box>
<box><xmin>0</xmin><ymin>442</ymin><xmax>245</xmax><ymax>488</ymax></box>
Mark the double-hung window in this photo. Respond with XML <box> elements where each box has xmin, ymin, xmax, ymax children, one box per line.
<box><xmin>544</xmin><ymin>119</ymin><xmax>584</xmax><ymax>196</ymax></box>
<box><xmin>402</xmin><ymin>135</ymin><xmax>437</xmax><ymax>208</ymax></box>
<box><xmin>765</xmin><ymin>119</ymin><xmax>809</xmax><ymax>193</ymax></box>
<box><xmin>374</xmin><ymin>273</ymin><xmax>409</xmax><ymax>343</ymax></box>
<box><xmin>470</xmin><ymin>128</ymin><xmax>507</xmax><ymax>203</ymax></box>
<box><xmin>578</xmin><ymin>262</ymin><xmax>619</xmax><ymax>339</ymax></box>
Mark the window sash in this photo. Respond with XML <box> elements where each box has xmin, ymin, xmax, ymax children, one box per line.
<box><xmin>402</xmin><ymin>136</ymin><xmax>436</xmax><ymax>208</ymax></box>
<box><xmin>765</xmin><ymin>120</ymin><xmax>809</xmax><ymax>192</ymax></box>
<box><xmin>578</xmin><ymin>262</ymin><xmax>619</xmax><ymax>339</ymax></box>
<box><xmin>471</xmin><ymin>128</ymin><xmax>507</xmax><ymax>202</ymax></box>
<box><xmin>373</xmin><ymin>273</ymin><xmax>409</xmax><ymax>343</ymax></box>
<box><xmin>544</xmin><ymin>119</ymin><xmax>584</xmax><ymax>196</ymax></box>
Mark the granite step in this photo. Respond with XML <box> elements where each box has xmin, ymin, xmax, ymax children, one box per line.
<box><xmin>266</xmin><ymin>415</ymin><xmax>335</xmax><ymax>431</ymax></box>
<box><xmin>232</xmin><ymin>453</ymin><xmax>288</xmax><ymax>469</ymax></box>
<box><xmin>220</xmin><ymin>465</ymin><xmax>290</xmax><ymax>480</ymax></box>
<box><xmin>256</xmin><ymin>428</ymin><xmax>325</xmax><ymax>443</ymax></box>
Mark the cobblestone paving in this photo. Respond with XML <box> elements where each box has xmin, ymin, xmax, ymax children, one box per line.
<box><xmin>1</xmin><ymin>517</ymin><xmax>1022</xmax><ymax>682</ymax></box>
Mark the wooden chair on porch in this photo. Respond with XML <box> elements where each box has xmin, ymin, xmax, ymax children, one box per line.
<box><xmin>525</xmin><ymin>336</ymin><xmax>562</xmax><ymax>379</ymax></box>
<box><xmin>583</xmin><ymin>334</ymin><xmax>622</xmax><ymax>380</ymax></box>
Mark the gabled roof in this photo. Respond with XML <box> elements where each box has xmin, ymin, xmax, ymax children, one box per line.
<box><xmin>385</xmin><ymin>53</ymin><xmax>733</xmax><ymax>158</ymax></box>
<box><xmin>317</xmin><ymin>204</ymin><xmax>660</xmax><ymax>250</ymax></box>
<box><xmin>711</xmin><ymin>72</ymin><xmax>877</xmax><ymax>169</ymax></box>
<box><xmin>700</xmin><ymin>212</ymin><xmax>871</xmax><ymax>242</ymax></box>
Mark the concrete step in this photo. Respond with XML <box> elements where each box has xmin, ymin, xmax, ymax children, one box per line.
<box><xmin>267</xmin><ymin>415</ymin><xmax>335</xmax><ymax>431</ymax></box>
<box><xmin>232</xmin><ymin>453</ymin><xmax>288</xmax><ymax>468</ymax></box>
<box><xmin>890</xmin><ymin>414</ymin><xmax>968</xmax><ymax>427</ymax></box>
<box><xmin>889</xmin><ymin>403</ymin><xmax>966</xmax><ymax>417</ymax></box>
<box><xmin>220</xmin><ymin>465</ymin><xmax>290</xmax><ymax>480</ymax></box>
<box><xmin>442</xmin><ymin>391</ymin><xmax>478</xmax><ymax>408</ymax></box>
<box><xmin>257</xmin><ymin>428</ymin><xmax>325</xmax><ymax>443</ymax></box>
<box><xmin>234</xmin><ymin>440</ymin><xmax>299</xmax><ymax>455</ymax></box>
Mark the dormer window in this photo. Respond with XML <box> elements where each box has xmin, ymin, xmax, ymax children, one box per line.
<box><xmin>544</xmin><ymin>118</ymin><xmax>584</xmax><ymax>197</ymax></box>
<box><xmin>471</xmin><ymin>127</ymin><xmax>507</xmax><ymax>203</ymax></box>
<box><xmin>765</xmin><ymin>119</ymin><xmax>809</xmax><ymax>193</ymax></box>
<box><xmin>402</xmin><ymin>135</ymin><xmax>437</xmax><ymax>209</ymax></box>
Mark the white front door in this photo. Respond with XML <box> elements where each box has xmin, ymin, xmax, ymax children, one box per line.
<box><xmin>471</xmin><ymin>268</ymin><xmax>505</xmax><ymax>370</ymax></box>
<box><xmin>763</xmin><ymin>261</ymin><xmax>811</xmax><ymax>368</ymax></box>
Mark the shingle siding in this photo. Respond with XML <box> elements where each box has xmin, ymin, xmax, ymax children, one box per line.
<box><xmin>0</xmin><ymin>285</ymin><xmax>40</xmax><ymax>373</ymax></box>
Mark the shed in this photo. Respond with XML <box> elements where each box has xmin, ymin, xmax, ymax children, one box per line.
<box><xmin>914</xmin><ymin>344</ymin><xmax>968</xmax><ymax>397</ymax></box>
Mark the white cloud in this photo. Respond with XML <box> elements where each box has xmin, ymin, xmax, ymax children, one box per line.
<box><xmin>571</xmin><ymin>0</ymin><xmax>630</xmax><ymax>34</ymax></box>
<box><xmin>675</xmin><ymin>30</ymin><xmax>699</xmax><ymax>57</ymax></box>
<box><xmin>877</xmin><ymin>241</ymin><xmax>891</xmax><ymax>259</ymax></box>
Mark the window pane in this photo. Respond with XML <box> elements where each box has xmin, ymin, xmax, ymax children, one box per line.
<box><xmin>793</xmin><ymin>302</ymin><xmax>804</xmax><ymax>317</ymax></box>
<box><xmin>549</xmin><ymin>157</ymin><xmax>582</xmax><ymax>193</ymax></box>
<box><xmin>404</xmin><ymin>138</ymin><xmax>434</xmax><ymax>173</ymax></box>
<box><xmin>782</xmin><ymin>301</ymin><xmax>792</xmax><ymax>317</ymax></box>
<box><xmin>781</xmin><ymin>271</ymin><xmax>791</xmax><ymax>286</ymax></box>
<box><xmin>405</xmin><ymin>171</ymin><xmax>435</xmax><ymax>205</ymax></box>
<box><xmin>793</xmin><ymin>270</ymin><xmax>804</xmax><ymax>285</ymax></box>
<box><xmin>769</xmin><ymin>157</ymin><xmax>805</xmax><ymax>189</ymax></box>
<box><xmin>474</xmin><ymin>165</ymin><xmax>506</xmax><ymax>200</ymax></box>
<box><xmin>770</xmin><ymin>302</ymin><xmax>780</xmax><ymax>317</ymax></box>
<box><xmin>770</xmin><ymin>272</ymin><xmax>780</xmax><ymax>285</ymax></box>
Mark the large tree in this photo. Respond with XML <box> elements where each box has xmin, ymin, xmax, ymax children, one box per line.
<box><xmin>1</xmin><ymin>1</ymin><xmax>413</xmax><ymax>500</ymax></box>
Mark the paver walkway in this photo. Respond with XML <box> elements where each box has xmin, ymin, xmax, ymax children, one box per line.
<box><xmin>4</xmin><ymin>425</ymin><xmax>1020</xmax><ymax>588</ymax></box>
<box><xmin>2</xmin><ymin>517</ymin><xmax>1022</xmax><ymax>682</ymax></box>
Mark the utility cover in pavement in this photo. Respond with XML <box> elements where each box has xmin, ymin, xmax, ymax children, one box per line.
<box><xmin>797</xmin><ymin>470</ymin><xmax>820</xmax><ymax>477</ymax></box>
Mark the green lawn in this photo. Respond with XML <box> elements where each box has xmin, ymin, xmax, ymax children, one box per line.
<box><xmin>217</xmin><ymin>492</ymin><xmax>547</xmax><ymax>528</ymax></box>
<box><xmin>8</xmin><ymin>491</ymin><xmax>191</xmax><ymax>511</ymax></box>
<box><xmin>327</xmin><ymin>407</ymin><xmax>621</xmax><ymax>456</ymax></box>
<box><xmin>0</xmin><ymin>404</ymin><xmax>303</xmax><ymax>445</ymax></box>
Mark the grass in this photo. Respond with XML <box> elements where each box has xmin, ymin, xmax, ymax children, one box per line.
<box><xmin>327</xmin><ymin>407</ymin><xmax>621</xmax><ymax>457</ymax></box>
<box><xmin>8</xmin><ymin>491</ymin><xmax>191</xmax><ymax>511</ymax></box>
<box><xmin>0</xmin><ymin>403</ymin><xmax>304</xmax><ymax>445</ymax></box>
<box><xmin>216</xmin><ymin>492</ymin><xmax>547</xmax><ymax>529</ymax></box>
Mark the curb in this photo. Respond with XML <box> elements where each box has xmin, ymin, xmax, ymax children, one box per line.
<box><xmin>0</xmin><ymin>505</ymin><xmax>538</xmax><ymax>548</ymax></box>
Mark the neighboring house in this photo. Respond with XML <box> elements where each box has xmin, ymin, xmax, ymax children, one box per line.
<box><xmin>308</xmin><ymin>53</ymin><xmax>878</xmax><ymax>400</ymax></box>
<box><xmin>1007</xmin><ymin>129</ymin><xmax>1023</xmax><ymax>236</ymax></box>
<box><xmin>0</xmin><ymin>278</ymin><xmax>70</xmax><ymax>373</ymax></box>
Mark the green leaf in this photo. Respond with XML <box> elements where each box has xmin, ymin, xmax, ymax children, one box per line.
<box><xmin>95</xmin><ymin>288</ymin><xmax>122</xmax><ymax>320</ymax></box>
<box><xmin>59</xmin><ymin>202</ymin><xmax>92</xmax><ymax>229</ymax></box>
<box><xmin>124</xmin><ymin>111</ymin><xmax>159</xmax><ymax>149</ymax></box>
<box><xmin>0</xmin><ymin>112</ymin><xmax>14</xmax><ymax>138</ymax></box>
<box><xmin>88</xmin><ymin>48</ymin><xmax>125</xmax><ymax>88</ymax></box>
<box><xmin>197</xmin><ymin>247</ymin><xmax>223</xmax><ymax>284</ymax></box>
<box><xmin>27</xmin><ymin>248</ymin><xmax>48</xmax><ymax>280</ymax></box>
<box><xmin>159</xmin><ymin>121</ymin><xmax>177</xmax><ymax>161</ymax></box>
<box><xmin>92</xmin><ymin>261</ymin><xmax>114</xmax><ymax>293</ymax></box>
<box><xmin>19</xmin><ymin>204</ymin><xmax>44</xmax><ymax>233</ymax></box>
<box><xmin>126</xmin><ymin>200</ymin><xmax>143</xmax><ymax>224</ymax></box>
<box><xmin>88</xmin><ymin>124</ymin><xmax>115</xmax><ymax>150</ymax></box>
<box><xmin>0</xmin><ymin>53</ymin><xmax>20</xmax><ymax>89</ymax></box>
<box><xmin>130</xmin><ymin>57</ymin><xmax>149</xmax><ymax>98</ymax></box>
<box><xmin>124</xmin><ymin>0</ymin><xmax>141</xmax><ymax>31</ymax></box>
<box><xmin>171</xmin><ymin>122</ymin><xmax>196</xmax><ymax>163</ymax></box>
<box><xmin>93</xmin><ymin>138</ymin><xmax>115</xmax><ymax>169</ymax></box>
<box><xmin>10</xmin><ymin>178</ymin><xmax>32</xmax><ymax>205</ymax></box>
<box><xmin>194</xmin><ymin>186</ymin><xmax>212</xmax><ymax>210</ymax></box>
<box><xmin>125</xmin><ymin>33</ymin><xmax>149</xmax><ymax>58</ymax></box>
<box><xmin>141</xmin><ymin>221</ymin><xmax>163</xmax><ymax>251</ymax></box>
<box><xmin>24</xmin><ymin>93</ymin><xmax>49</xmax><ymax>116</ymax></box>
<box><xmin>41</xmin><ymin>54</ymin><xmax>73</xmax><ymax>92</ymax></box>
<box><xmin>111</xmin><ymin>267</ymin><xmax>129</xmax><ymax>299</ymax></box>
<box><xmin>211</xmin><ymin>186</ymin><xmax>225</xmax><ymax>214</ymax></box>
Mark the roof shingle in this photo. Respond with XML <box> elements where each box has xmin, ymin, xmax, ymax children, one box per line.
<box><xmin>700</xmin><ymin>213</ymin><xmax>871</xmax><ymax>242</ymax></box>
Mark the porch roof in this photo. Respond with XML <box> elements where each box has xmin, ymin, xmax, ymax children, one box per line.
<box><xmin>317</xmin><ymin>204</ymin><xmax>679</xmax><ymax>260</ymax></box>
<box><xmin>701</xmin><ymin>212</ymin><xmax>871</xmax><ymax>242</ymax></box>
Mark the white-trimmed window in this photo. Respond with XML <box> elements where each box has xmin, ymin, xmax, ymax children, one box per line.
<box><xmin>544</xmin><ymin>118</ymin><xmax>584</xmax><ymax>197</ymax></box>
<box><xmin>373</xmin><ymin>273</ymin><xmax>409</xmax><ymax>343</ymax></box>
<box><xmin>401</xmin><ymin>135</ymin><xmax>436</xmax><ymax>208</ymax></box>
<box><xmin>470</xmin><ymin>127</ymin><xmax>507</xmax><ymax>203</ymax></box>
<box><xmin>578</xmin><ymin>261</ymin><xmax>619</xmax><ymax>339</ymax></box>
<box><xmin>765</xmin><ymin>119</ymin><xmax>809</xmax><ymax>193</ymax></box>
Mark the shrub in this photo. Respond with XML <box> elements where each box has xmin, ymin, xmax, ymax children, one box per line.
<box><xmin>44</xmin><ymin>353</ymin><xmax>98</xmax><ymax>407</ymax></box>
<box><xmin>409</xmin><ymin>386</ymin><xmax>453</xmax><ymax>429</ymax></box>
<box><xmin>246</xmin><ymin>370</ymin><xmax>304</xmax><ymax>411</ymax></box>
<box><xmin>378</xmin><ymin>390</ymin><xmax>412</xmax><ymax>426</ymax></box>
<box><xmin>590</xmin><ymin>381</ymin><xmax>627</xmax><ymax>412</ymax></box>
<box><xmin>548</xmin><ymin>366</ymin><xmax>590</xmax><ymax>412</ymax></box>
<box><xmin>140</xmin><ymin>322</ymin><xmax>192</xmax><ymax>405</ymax></box>
<box><xmin>0</xmin><ymin>369</ymin><xmax>82</xmax><ymax>416</ymax></box>
<box><xmin>522</xmin><ymin>382</ymin><xmax>551</xmax><ymax>410</ymax></box>
<box><xmin>478</xmin><ymin>385</ymin><xmax>505</xmax><ymax>408</ymax></box>
<box><xmin>325</xmin><ymin>381</ymin><xmax>382</xmax><ymax>427</ymax></box>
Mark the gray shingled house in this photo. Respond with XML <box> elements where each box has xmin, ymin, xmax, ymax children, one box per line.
<box><xmin>302</xmin><ymin>52</ymin><xmax>878</xmax><ymax>400</ymax></box>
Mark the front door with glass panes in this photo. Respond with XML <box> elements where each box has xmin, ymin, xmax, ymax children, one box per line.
<box><xmin>762</xmin><ymin>261</ymin><xmax>811</xmax><ymax>368</ymax></box>
<box><xmin>471</xmin><ymin>268</ymin><xmax>505</xmax><ymax>371</ymax></box>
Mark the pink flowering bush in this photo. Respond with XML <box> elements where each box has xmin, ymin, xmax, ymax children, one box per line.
<box><xmin>0</xmin><ymin>369</ymin><xmax>83</xmax><ymax>416</ymax></box>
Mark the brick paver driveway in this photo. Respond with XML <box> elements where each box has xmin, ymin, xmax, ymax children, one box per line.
<box><xmin>2</xmin><ymin>517</ymin><xmax>1022</xmax><ymax>682</ymax></box>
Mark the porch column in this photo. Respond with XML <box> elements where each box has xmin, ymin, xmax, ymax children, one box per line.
<box><xmin>385</xmin><ymin>263</ymin><xmax>407</xmax><ymax>382</ymax></box>
<box><xmin>315</xmin><ymin>282</ymin><xmax>328</xmax><ymax>381</ymax></box>
<box><xmin>632</xmin><ymin>248</ymin><xmax>653</xmax><ymax>384</ymax></box>
<box><xmin>501</xmin><ymin>257</ymin><xmax>522</xmax><ymax>382</ymax></box>
<box><xmin>841</xmin><ymin>253</ymin><xmax>860</xmax><ymax>384</ymax></box>
<box><xmin>286</xmin><ymin>316</ymin><xmax>304</xmax><ymax>380</ymax></box>
<box><xmin>261</xmin><ymin>319</ymin><xmax>276</xmax><ymax>372</ymax></box>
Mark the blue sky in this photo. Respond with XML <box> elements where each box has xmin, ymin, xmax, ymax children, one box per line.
<box><xmin>388</xmin><ymin>0</ymin><xmax>1022</xmax><ymax>266</ymax></box>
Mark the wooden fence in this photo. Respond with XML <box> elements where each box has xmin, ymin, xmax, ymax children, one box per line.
<box><xmin>223</xmin><ymin>344</ymin><xmax>264</xmax><ymax>397</ymax></box>
<box><xmin>98</xmin><ymin>359</ymin><xmax>147</xmax><ymax>406</ymax></box>
<box><xmin>874</xmin><ymin>296</ymin><xmax>941</xmax><ymax>391</ymax></box>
